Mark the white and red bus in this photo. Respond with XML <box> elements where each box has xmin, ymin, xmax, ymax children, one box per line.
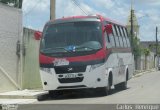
<box><xmin>35</xmin><ymin>15</ymin><xmax>134</xmax><ymax>95</ymax></box>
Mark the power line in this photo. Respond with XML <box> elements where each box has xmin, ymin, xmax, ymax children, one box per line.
<box><xmin>71</xmin><ymin>0</ymin><xmax>88</xmax><ymax>15</ymax></box>
<box><xmin>72</xmin><ymin>0</ymin><xmax>88</xmax><ymax>15</ymax></box>
<box><xmin>24</xmin><ymin>0</ymin><xmax>42</xmax><ymax>16</ymax></box>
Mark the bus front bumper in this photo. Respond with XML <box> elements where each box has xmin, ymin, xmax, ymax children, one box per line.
<box><xmin>40</xmin><ymin>65</ymin><xmax>108</xmax><ymax>91</ymax></box>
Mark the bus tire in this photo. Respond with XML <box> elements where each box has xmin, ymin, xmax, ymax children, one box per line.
<box><xmin>95</xmin><ymin>73</ymin><xmax>112</xmax><ymax>96</ymax></box>
<box><xmin>37</xmin><ymin>94</ymin><xmax>49</xmax><ymax>101</ymax></box>
<box><xmin>106</xmin><ymin>77</ymin><xmax>112</xmax><ymax>95</ymax></box>
<box><xmin>102</xmin><ymin>73</ymin><xmax>112</xmax><ymax>95</ymax></box>
<box><xmin>115</xmin><ymin>81</ymin><xmax>127</xmax><ymax>90</ymax></box>
<box><xmin>115</xmin><ymin>72</ymin><xmax>128</xmax><ymax>90</ymax></box>
<box><xmin>107</xmin><ymin>74</ymin><xmax>112</xmax><ymax>94</ymax></box>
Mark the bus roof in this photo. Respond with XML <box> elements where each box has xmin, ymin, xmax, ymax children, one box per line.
<box><xmin>46</xmin><ymin>14</ymin><xmax>126</xmax><ymax>27</ymax></box>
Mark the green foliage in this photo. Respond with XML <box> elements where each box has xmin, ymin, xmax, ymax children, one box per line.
<box><xmin>131</xmin><ymin>35</ymin><xmax>142</xmax><ymax>58</ymax></box>
<box><xmin>148</xmin><ymin>44</ymin><xmax>160</xmax><ymax>55</ymax></box>
<box><xmin>142</xmin><ymin>48</ymin><xmax>150</xmax><ymax>56</ymax></box>
<box><xmin>129</xmin><ymin>34</ymin><xmax>153</xmax><ymax>58</ymax></box>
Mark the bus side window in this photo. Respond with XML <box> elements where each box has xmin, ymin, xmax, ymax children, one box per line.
<box><xmin>122</xmin><ymin>27</ymin><xmax>128</xmax><ymax>47</ymax></box>
<box><xmin>123</xmin><ymin>28</ymin><xmax>130</xmax><ymax>47</ymax></box>
<box><xmin>111</xmin><ymin>25</ymin><xmax>117</xmax><ymax>47</ymax></box>
<box><xmin>113</xmin><ymin>25</ymin><xmax>120</xmax><ymax>47</ymax></box>
<box><xmin>118</xmin><ymin>26</ymin><xmax>124</xmax><ymax>47</ymax></box>
<box><xmin>116</xmin><ymin>25</ymin><xmax>123</xmax><ymax>47</ymax></box>
<box><xmin>120</xmin><ymin>27</ymin><xmax>127</xmax><ymax>48</ymax></box>
<box><xmin>104</xmin><ymin>22</ymin><xmax>116</xmax><ymax>48</ymax></box>
<box><xmin>104</xmin><ymin>32</ymin><xmax>112</xmax><ymax>48</ymax></box>
<box><xmin>110</xmin><ymin>29</ymin><xmax>116</xmax><ymax>48</ymax></box>
<box><xmin>103</xmin><ymin>21</ymin><xmax>108</xmax><ymax>26</ymax></box>
<box><xmin>126</xmin><ymin>28</ymin><xmax>131</xmax><ymax>47</ymax></box>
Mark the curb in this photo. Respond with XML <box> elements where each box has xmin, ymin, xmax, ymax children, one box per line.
<box><xmin>0</xmin><ymin>95</ymin><xmax>38</xmax><ymax>99</ymax></box>
<box><xmin>133</xmin><ymin>69</ymin><xmax>157</xmax><ymax>78</ymax></box>
<box><xmin>0</xmin><ymin>90</ymin><xmax>48</xmax><ymax>99</ymax></box>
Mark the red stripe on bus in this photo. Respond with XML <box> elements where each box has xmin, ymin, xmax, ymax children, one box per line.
<box><xmin>40</xmin><ymin>47</ymin><xmax>131</xmax><ymax>64</ymax></box>
<box><xmin>40</xmin><ymin>48</ymin><xmax>106</xmax><ymax>64</ymax></box>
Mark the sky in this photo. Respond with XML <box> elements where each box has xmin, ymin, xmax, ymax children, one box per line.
<box><xmin>22</xmin><ymin>0</ymin><xmax>160</xmax><ymax>41</ymax></box>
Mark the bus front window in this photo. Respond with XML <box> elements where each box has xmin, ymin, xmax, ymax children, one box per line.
<box><xmin>40</xmin><ymin>21</ymin><xmax>103</xmax><ymax>55</ymax></box>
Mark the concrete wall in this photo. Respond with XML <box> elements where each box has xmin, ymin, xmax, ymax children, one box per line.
<box><xmin>22</xmin><ymin>28</ymin><xmax>42</xmax><ymax>89</ymax></box>
<box><xmin>0</xmin><ymin>3</ymin><xmax>22</xmax><ymax>92</ymax></box>
<box><xmin>135</xmin><ymin>52</ymin><xmax>155</xmax><ymax>70</ymax></box>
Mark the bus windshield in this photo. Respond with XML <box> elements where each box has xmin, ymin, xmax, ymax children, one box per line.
<box><xmin>40</xmin><ymin>21</ymin><xmax>103</xmax><ymax>55</ymax></box>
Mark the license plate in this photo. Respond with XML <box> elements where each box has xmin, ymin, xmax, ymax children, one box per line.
<box><xmin>53</xmin><ymin>58</ymin><xmax>69</xmax><ymax>66</ymax></box>
<box><xmin>64</xmin><ymin>74</ymin><xmax>77</xmax><ymax>78</ymax></box>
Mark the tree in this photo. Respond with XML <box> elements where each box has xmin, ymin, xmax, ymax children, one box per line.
<box><xmin>142</xmin><ymin>48</ymin><xmax>150</xmax><ymax>56</ymax></box>
<box><xmin>131</xmin><ymin>35</ymin><xmax>142</xmax><ymax>59</ymax></box>
<box><xmin>141</xmin><ymin>48</ymin><xmax>150</xmax><ymax>69</ymax></box>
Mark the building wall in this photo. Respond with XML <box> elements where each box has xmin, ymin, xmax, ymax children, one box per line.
<box><xmin>22</xmin><ymin>28</ymin><xmax>42</xmax><ymax>89</ymax></box>
<box><xmin>135</xmin><ymin>52</ymin><xmax>155</xmax><ymax>70</ymax></box>
<box><xmin>0</xmin><ymin>3</ymin><xmax>22</xmax><ymax>92</ymax></box>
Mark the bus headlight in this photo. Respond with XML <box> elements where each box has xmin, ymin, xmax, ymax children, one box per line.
<box><xmin>90</xmin><ymin>63</ymin><xmax>104</xmax><ymax>72</ymax></box>
<box><xmin>40</xmin><ymin>68</ymin><xmax>52</xmax><ymax>74</ymax></box>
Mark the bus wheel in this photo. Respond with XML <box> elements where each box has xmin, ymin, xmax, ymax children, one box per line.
<box><xmin>95</xmin><ymin>86</ymin><xmax>110</xmax><ymax>96</ymax></box>
<box><xmin>95</xmin><ymin>74</ymin><xmax>112</xmax><ymax>96</ymax></box>
<box><xmin>37</xmin><ymin>94</ymin><xmax>49</xmax><ymax>101</ymax></box>
<box><xmin>100</xmin><ymin>75</ymin><xmax>112</xmax><ymax>96</ymax></box>
<box><xmin>107</xmin><ymin>75</ymin><xmax>112</xmax><ymax>94</ymax></box>
<box><xmin>115</xmin><ymin>73</ymin><xmax>128</xmax><ymax>90</ymax></box>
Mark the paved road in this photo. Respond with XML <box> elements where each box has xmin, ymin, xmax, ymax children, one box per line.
<box><xmin>35</xmin><ymin>71</ymin><xmax>160</xmax><ymax>104</ymax></box>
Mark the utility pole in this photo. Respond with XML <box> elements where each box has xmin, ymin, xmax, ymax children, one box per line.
<box><xmin>156</xmin><ymin>26</ymin><xmax>158</xmax><ymax>56</ymax></box>
<box><xmin>155</xmin><ymin>26</ymin><xmax>159</xmax><ymax>69</ymax></box>
<box><xmin>130</xmin><ymin>9</ymin><xmax>133</xmax><ymax>49</ymax></box>
<box><xmin>130</xmin><ymin>0</ymin><xmax>134</xmax><ymax>51</ymax></box>
<box><xmin>50</xmin><ymin>0</ymin><xmax>56</xmax><ymax>20</ymax></box>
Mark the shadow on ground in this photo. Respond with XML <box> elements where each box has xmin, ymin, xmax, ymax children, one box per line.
<box><xmin>37</xmin><ymin>87</ymin><xmax>130</xmax><ymax>101</ymax></box>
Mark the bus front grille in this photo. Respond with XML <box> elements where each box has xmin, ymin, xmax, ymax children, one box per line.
<box><xmin>54</xmin><ymin>66</ymin><xmax>86</xmax><ymax>74</ymax></box>
<box><xmin>58</xmin><ymin>77</ymin><xmax>84</xmax><ymax>83</ymax></box>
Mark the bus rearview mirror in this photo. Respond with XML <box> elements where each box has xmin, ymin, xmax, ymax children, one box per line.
<box><xmin>105</xmin><ymin>24</ymin><xmax>113</xmax><ymax>35</ymax></box>
<box><xmin>34</xmin><ymin>31</ymin><xmax>42</xmax><ymax>40</ymax></box>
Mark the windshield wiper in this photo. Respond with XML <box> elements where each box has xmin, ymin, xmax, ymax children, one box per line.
<box><xmin>41</xmin><ymin>47</ymin><xmax>71</xmax><ymax>53</ymax></box>
<box><xmin>76</xmin><ymin>46</ymin><xmax>101</xmax><ymax>51</ymax></box>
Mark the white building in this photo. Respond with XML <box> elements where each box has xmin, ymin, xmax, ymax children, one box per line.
<box><xmin>0</xmin><ymin>3</ymin><xmax>22</xmax><ymax>92</ymax></box>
